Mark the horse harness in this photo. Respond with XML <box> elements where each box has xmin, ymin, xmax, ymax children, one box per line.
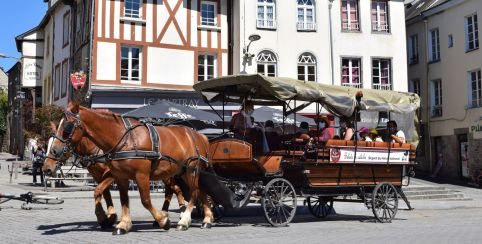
<box><xmin>55</xmin><ymin>111</ymin><xmax>209</xmax><ymax>174</ymax></box>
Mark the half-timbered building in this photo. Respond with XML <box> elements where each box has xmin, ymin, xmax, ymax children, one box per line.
<box><xmin>88</xmin><ymin>0</ymin><xmax>231</xmax><ymax>112</ymax></box>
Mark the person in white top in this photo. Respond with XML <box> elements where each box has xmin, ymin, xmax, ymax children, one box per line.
<box><xmin>388</xmin><ymin>120</ymin><xmax>406</xmax><ymax>143</ymax></box>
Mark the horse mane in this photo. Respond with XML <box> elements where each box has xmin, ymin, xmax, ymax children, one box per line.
<box><xmin>80</xmin><ymin>106</ymin><xmax>124</xmax><ymax>123</ymax></box>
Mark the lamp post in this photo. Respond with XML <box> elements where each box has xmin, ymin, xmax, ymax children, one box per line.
<box><xmin>241</xmin><ymin>34</ymin><xmax>261</xmax><ymax>74</ymax></box>
<box><xmin>0</xmin><ymin>53</ymin><xmax>24</xmax><ymax>159</ymax></box>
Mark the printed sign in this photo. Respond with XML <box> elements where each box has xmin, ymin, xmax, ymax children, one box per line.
<box><xmin>22</xmin><ymin>58</ymin><xmax>42</xmax><ymax>87</ymax></box>
<box><xmin>330</xmin><ymin>148</ymin><xmax>409</xmax><ymax>164</ymax></box>
<box><xmin>471</xmin><ymin>123</ymin><xmax>482</xmax><ymax>139</ymax></box>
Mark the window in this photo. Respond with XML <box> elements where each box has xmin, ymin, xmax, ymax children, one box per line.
<box><xmin>372</xmin><ymin>58</ymin><xmax>391</xmax><ymax>90</ymax></box>
<box><xmin>121</xmin><ymin>46</ymin><xmax>142</xmax><ymax>82</ymax></box>
<box><xmin>409</xmin><ymin>79</ymin><xmax>421</xmax><ymax>96</ymax></box>
<box><xmin>407</xmin><ymin>34</ymin><xmax>418</xmax><ymax>64</ymax></box>
<box><xmin>63</xmin><ymin>12</ymin><xmax>70</xmax><ymax>47</ymax></box>
<box><xmin>431</xmin><ymin>79</ymin><xmax>443</xmax><ymax>117</ymax></box>
<box><xmin>298</xmin><ymin>52</ymin><xmax>316</xmax><ymax>81</ymax></box>
<box><xmin>257</xmin><ymin>0</ymin><xmax>276</xmax><ymax>29</ymax></box>
<box><xmin>297</xmin><ymin>0</ymin><xmax>316</xmax><ymax>31</ymax></box>
<box><xmin>465</xmin><ymin>14</ymin><xmax>479</xmax><ymax>51</ymax></box>
<box><xmin>61</xmin><ymin>60</ymin><xmax>68</xmax><ymax>97</ymax></box>
<box><xmin>54</xmin><ymin>65</ymin><xmax>60</xmax><ymax>100</ymax></box>
<box><xmin>198</xmin><ymin>54</ymin><xmax>216</xmax><ymax>81</ymax></box>
<box><xmin>125</xmin><ymin>0</ymin><xmax>141</xmax><ymax>18</ymax></box>
<box><xmin>448</xmin><ymin>34</ymin><xmax>454</xmax><ymax>48</ymax></box>
<box><xmin>341</xmin><ymin>0</ymin><xmax>359</xmax><ymax>31</ymax></box>
<box><xmin>469</xmin><ymin>70</ymin><xmax>482</xmax><ymax>108</ymax></box>
<box><xmin>257</xmin><ymin>50</ymin><xmax>277</xmax><ymax>77</ymax></box>
<box><xmin>201</xmin><ymin>1</ymin><xmax>216</xmax><ymax>26</ymax></box>
<box><xmin>371</xmin><ymin>0</ymin><xmax>389</xmax><ymax>32</ymax></box>
<box><xmin>341</xmin><ymin>58</ymin><xmax>361</xmax><ymax>88</ymax></box>
<box><xmin>428</xmin><ymin>28</ymin><xmax>440</xmax><ymax>62</ymax></box>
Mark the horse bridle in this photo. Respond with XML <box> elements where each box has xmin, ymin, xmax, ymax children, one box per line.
<box><xmin>49</xmin><ymin>111</ymin><xmax>82</xmax><ymax>162</ymax></box>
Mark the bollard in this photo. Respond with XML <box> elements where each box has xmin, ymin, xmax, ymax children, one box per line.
<box><xmin>8</xmin><ymin>165</ymin><xmax>13</xmax><ymax>184</ymax></box>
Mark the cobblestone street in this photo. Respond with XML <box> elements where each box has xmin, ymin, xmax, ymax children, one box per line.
<box><xmin>1</xmin><ymin>159</ymin><xmax>482</xmax><ymax>244</ymax></box>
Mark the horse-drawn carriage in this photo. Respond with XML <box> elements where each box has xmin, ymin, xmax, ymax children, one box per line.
<box><xmin>45</xmin><ymin>74</ymin><xmax>420</xmax><ymax>234</ymax></box>
<box><xmin>193</xmin><ymin>74</ymin><xmax>420</xmax><ymax>226</ymax></box>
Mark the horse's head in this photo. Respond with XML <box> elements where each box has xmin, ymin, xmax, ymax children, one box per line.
<box><xmin>44</xmin><ymin>101</ymin><xmax>85</xmax><ymax>175</ymax></box>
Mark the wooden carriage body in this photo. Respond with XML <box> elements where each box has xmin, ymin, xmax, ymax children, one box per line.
<box><xmin>209</xmin><ymin>138</ymin><xmax>416</xmax><ymax>192</ymax></box>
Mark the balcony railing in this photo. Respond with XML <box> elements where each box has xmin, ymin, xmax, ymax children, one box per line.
<box><xmin>297</xmin><ymin>22</ymin><xmax>316</xmax><ymax>31</ymax></box>
<box><xmin>431</xmin><ymin>105</ymin><xmax>443</xmax><ymax>117</ymax></box>
<box><xmin>372</xmin><ymin>23</ymin><xmax>389</xmax><ymax>32</ymax></box>
<box><xmin>257</xmin><ymin>19</ymin><xmax>277</xmax><ymax>29</ymax></box>
<box><xmin>342</xmin><ymin>22</ymin><xmax>360</xmax><ymax>31</ymax></box>
<box><xmin>373</xmin><ymin>83</ymin><xmax>392</xmax><ymax>90</ymax></box>
<box><xmin>341</xmin><ymin>82</ymin><xmax>363</xmax><ymax>88</ymax></box>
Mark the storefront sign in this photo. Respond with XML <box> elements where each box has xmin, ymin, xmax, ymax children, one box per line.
<box><xmin>22</xmin><ymin>58</ymin><xmax>42</xmax><ymax>87</ymax></box>
<box><xmin>330</xmin><ymin>148</ymin><xmax>409</xmax><ymax>164</ymax></box>
<box><xmin>471</xmin><ymin>123</ymin><xmax>482</xmax><ymax>139</ymax></box>
<box><xmin>145</xmin><ymin>98</ymin><xmax>201</xmax><ymax>108</ymax></box>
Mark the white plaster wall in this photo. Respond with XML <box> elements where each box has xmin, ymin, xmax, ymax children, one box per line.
<box><xmin>96</xmin><ymin>42</ymin><xmax>117</xmax><ymax>80</ymax></box>
<box><xmin>147</xmin><ymin>47</ymin><xmax>194</xmax><ymax>85</ymax></box>
<box><xmin>235</xmin><ymin>0</ymin><xmax>407</xmax><ymax>92</ymax></box>
<box><xmin>407</xmin><ymin>1</ymin><xmax>482</xmax><ymax>137</ymax></box>
<box><xmin>42</xmin><ymin>20</ymin><xmax>54</xmax><ymax>105</ymax></box>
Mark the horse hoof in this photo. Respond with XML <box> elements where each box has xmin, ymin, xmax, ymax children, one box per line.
<box><xmin>163</xmin><ymin>219</ymin><xmax>171</xmax><ymax>231</ymax></box>
<box><xmin>201</xmin><ymin>223</ymin><xmax>212</xmax><ymax>229</ymax></box>
<box><xmin>112</xmin><ymin>228</ymin><xmax>128</xmax><ymax>235</ymax></box>
<box><xmin>176</xmin><ymin>225</ymin><xmax>188</xmax><ymax>231</ymax></box>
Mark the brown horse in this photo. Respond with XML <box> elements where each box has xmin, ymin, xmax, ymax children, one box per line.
<box><xmin>43</xmin><ymin>102</ymin><xmax>213</xmax><ymax>234</ymax></box>
<box><xmin>43</xmin><ymin>134</ymin><xmax>188</xmax><ymax>228</ymax></box>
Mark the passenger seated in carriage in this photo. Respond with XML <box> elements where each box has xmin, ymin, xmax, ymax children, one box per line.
<box><xmin>230</xmin><ymin>101</ymin><xmax>270</xmax><ymax>155</ymax></box>
<box><xmin>340</xmin><ymin>118</ymin><xmax>355</xmax><ymax>141</ymax></box>
<box><xmin>387</xmin><ymin>120</ymin><xmax>406</xmax><ymax>143</ymax></box>
<box><xmin>311</xmin><ymin>115</ymin><xmax>334</xmax><ymax>145</ymax></box>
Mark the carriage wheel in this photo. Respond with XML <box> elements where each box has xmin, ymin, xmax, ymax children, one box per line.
<box><xmin>371</xmin><ymin>182</ymin><xmax>398</xmax><ymax>223</ymax></box>
<box><xmin>261</xmin><ymin>178</ymin><xmax>297</xmax><ymax>227</ymax></box>
<box><xmin>307</xmin><ymin>197</ymin><xmax>333</xmax><ymax>218</ymax></box>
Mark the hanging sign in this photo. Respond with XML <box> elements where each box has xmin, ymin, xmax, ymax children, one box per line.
<box><xmin>70</xmin><ymin>71</ymin><xmax>87</xmax><ymax>90</ymax></box>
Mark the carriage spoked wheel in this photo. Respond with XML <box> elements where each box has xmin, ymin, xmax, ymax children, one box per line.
<box><xmin>307</xmin><ymin>197</ymin><xmax>334</xmax><ymax>218</ymax></box>
<box><xmin>371</xmin><ymin>182</ymin><xmax>398</xmax><ymax>223</ymax></box>
<box><xmin>261</xmin><ymin>178</ymin><xmax>297</xmax><ymax>227</ymax></box>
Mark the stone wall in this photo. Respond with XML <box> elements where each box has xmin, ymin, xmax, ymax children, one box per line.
<box><xmin>468</xmin><ymin>138</ymin><xmax>482</xmax><ymax>181</ymax></box>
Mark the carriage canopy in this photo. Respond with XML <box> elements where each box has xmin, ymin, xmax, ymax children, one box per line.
<box><xmin>193</xmin><ymin>74</ymin><xmax>420</xmax><ymax>118</ymax></box>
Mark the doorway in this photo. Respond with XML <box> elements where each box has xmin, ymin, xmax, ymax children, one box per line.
<box><xmin>458</xmin><ymin>134</ymin><xmax>469</xmax><ymax>179</ymax></box>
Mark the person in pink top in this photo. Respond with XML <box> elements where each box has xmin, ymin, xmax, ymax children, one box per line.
<box><xmin>313</xmin><ymin>115</ymin><xmax>334</xmax><ymax>144</ymax></box>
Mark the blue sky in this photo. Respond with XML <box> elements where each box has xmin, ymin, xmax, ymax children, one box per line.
<box><xmin>0</xmin><ymin>0</ymin><xmax>48</xmax><ymax>72</ymax></box>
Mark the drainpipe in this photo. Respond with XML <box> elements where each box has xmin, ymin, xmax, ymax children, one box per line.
<box><xmin>424</xmin><ymin>18</ymin><xmax>433</xmax><ymax>174</ymax></box>
<box><xmin>328</xmin><ymin>0</ymin><xmax>335</xmax><ymax>85</ymax></box>
<box><xmin>87</xmin><ymin>0</ymin><xmax>95</xmax><ymax>107</ymax></box>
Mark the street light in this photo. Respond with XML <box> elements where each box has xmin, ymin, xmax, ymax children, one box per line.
<box><xmin>243</xmin><ymin>34</ymin><xmax>261</xmax><ymax>59</ymax></box>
